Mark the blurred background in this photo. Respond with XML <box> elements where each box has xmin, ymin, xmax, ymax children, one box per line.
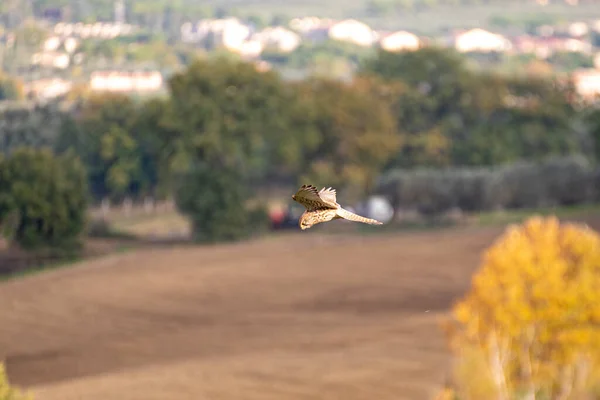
<box><xmin>1</xmin><ymin>0</ymin><xmax>600</xmax><ymax>399</ymax></box>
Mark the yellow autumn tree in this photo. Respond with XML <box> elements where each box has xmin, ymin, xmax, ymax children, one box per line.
<box><xmin>443</xmin><ymin>216</ymin><xmax>600</xmax><ymax>400</ymax></box>
<box><xmin>0</xmin><ymin>363</ymin><xmax>32</xmax><ymax>400</ymax></box>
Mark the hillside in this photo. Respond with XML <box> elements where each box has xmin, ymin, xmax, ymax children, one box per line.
<box><xmin>12</xmin><ymin>0</ymin><xmax>600</xmax><ymax>33</ymax></box>
<box><xmin>1</xmin><ymin>217</ymin><xmax>597</xmax><ymax>399</ymax></box>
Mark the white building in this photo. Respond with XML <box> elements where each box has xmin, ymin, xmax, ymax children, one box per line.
<box><xmin>454</xmin><ymin>28</ymin><xmax>512</xmax><ymax>53</ymax></box>
<box><xmin>572</xmin><ymin>68</ymin><xmax>600</xmax><ymax>102</ymax></box>
<box><xmin>379</xmin><ymin>30</ymin><xmax>420</xmax><ymax>52</ymax></box>
<box><xmin>328</xmin><ymin>19</ymin><xmax>376</xmax><ymax>47</ymax></box>
<box><xmin>90</xmin><ymin>71</ymin><xmax>163</xmax><ymax>92</ymax></box>
<box><xmin>252</xmin><ymin>26</ymin><xmax>301</xmax><ymax>53</ymax></box>
<box><xmin>288</xmin><ymin>17</ymin><xmax>334</xmax><ymax>34</ymax></box>
<box><xmin>31</xmin><ymin>52</ymin><xmax>70</xmax><ymax>69</ymax></box>
<box><xmin>181</xmin><ymin>18</ymin><xmax>251</xmax><ymax>52</ymax></box>
<box><xmin>24</xmin><ymin>78</ymin><xmax>73</xmax><ymax>100</ymax></box>
<box><xmin>53</xmin><ymin>22</ymin><xmax>134</xmax><ymax>38</ymax></box>
<box><xmin>239</xmin><ymin>40</ymin><xmax>264</xmax><ymax>58</ymax></box>
<box><xmin>43</xmin><ymin>36</ymin><xmax>61</xmax><ymax>51</ymax></box>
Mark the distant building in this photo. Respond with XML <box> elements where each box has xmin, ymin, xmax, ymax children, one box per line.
<box><xmin>453</xmin><ymin>28</ymin><xmax>511</xmax><ymax>53</ymax></box>
<box><xmin>289</xmin><ymin>16</ymin><xmax>334</xmax><ymax>34</ymax></box>
<box><xmin>572</xmin><ymin>68</ymin><xmax>600</xmax><ymax>102</ymax></box>
<box><xmin>90</xmin><ymin>71</ymin><xmax>163</xmax><ymax>92</ymax></box>
<box><xmin>43</xmin><ymin>36</ymin><xmax>61</xmax><ymax>52</ymax></box>
<box><xmin>568</xmin><ymin>21</ymin><xmax>588</xmax><ymax>37</ymax></box>
<box><xmin>42</xmin><ymin>36</ymin><xmax>79</xmax><ymax>53</ymax></box>
<box><xmin>31</xmin><ymin>51</ymin><xmax>70</xmax><ymax>69</ymax></box>
<box><xmin>512</xmin><ymin>35</ymin><xmax>592</xmax><ymax>58</ymax></box>
<box><xmin>328</xmin><ymin>19</ymin><xmax>376</xmax><ymax>47</ymax></box>
<box><xmin>53</xmin><ymin>22</ymin><xmax>134</xmax><ymax>39</ymax></box>
<box><xmin>252</xmin><ymin>26</ymin><xmax>301</xmax><ymax>53</ymax></box>
<box><xmin>238</xmin><ymin>40</ymin><xmax>264</xmax><ymax>58</ymax></box>
<box><xmin>23</xmin><ymin>78</ymin><xmax>73</xmax><ymax>101</ymax></box>
<box><xmin>180</xmin><ymin>18</ymin><xmax>251</xmax><ymax>52</ymax></box>
<box><xmin>379</xmin><ymin>31</ymin><xmax>420</xmax><ymax>52</ymax></box>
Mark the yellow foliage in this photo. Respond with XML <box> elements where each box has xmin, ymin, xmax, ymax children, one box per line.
<box><xmin>446</xmin><ymin>216</ymin><xmax>600</xmax><ymax>400</ymax></box>
<box><xmin>0</xmin><ymin>364</ymin><xmax>32</xmax><ymax>400</ymax></box>
<box><xmin>433</xmin><ymin>386</ymin><xmax>458</xmax><ymax>400</ymax></box>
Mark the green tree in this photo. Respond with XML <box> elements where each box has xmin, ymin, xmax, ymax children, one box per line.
<box><xmin>291</xmin><ymin>76</ymin><xmax>400</xmax><ymax>199</ymax></box>
<box><xmin>165</xmin><ymin>57</ymin><xmax>294</xmax><ymax>241</ymax></box>
<box><xmin>360</xmin><ymin>47</ymin><xmax>582</xmax><ymax>167</ymax></box>
<box><xmin>174</xmin><ymin>162</ymin><xmax>267</xmax><ymax>242</ymax></box>
<box><xmin>359</xmin><ymin>46</ymin><xmax>480</xmax><ymax>167</ymax></box>
<box><xmin>167</xmin><ymin>57</ymin><xmax>296</xmax><ymax>175</ymax></box>
<box><xmin>0</xmin><ymin>147</ymin><xmax>88</xmax><ymax>252</ymax></box>
<box><xmin>584</xmin><ymin>106</ymin><xmax>600</xmax><ymax>162</ymax></box>
<box><xmin>0</xmin><ymin>102</ymin><xmax>70</xmax><ymax>155</ymax></box>
<box><xmin>130</xmin><ymin>97</ymin><xmax>178</xmax><ymax>198</ymax></box>
<box><xmin>0</xmin><ymin>72</ymin><xmax>23</xmax><ymax>101</ymax></box>
<box><xmin>68</xmin><ymin>93</ymin><xmax>141</xmax><ymax>200</ymax></box>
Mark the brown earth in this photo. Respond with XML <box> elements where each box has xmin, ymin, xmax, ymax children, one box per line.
<box><xmin>1</xmin><ymin>216</ymin><xmax>599</xmax><ymax>400</ymax></box>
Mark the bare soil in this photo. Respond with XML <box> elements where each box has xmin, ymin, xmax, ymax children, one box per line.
<box><xmin>1</xmin><ymin>216</ymin><xmax>599</xmax><ymax>400</ymax></box>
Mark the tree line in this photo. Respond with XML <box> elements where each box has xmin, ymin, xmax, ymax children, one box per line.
<box><xmin>1</xmin><ymin>46</ymin><xmax>600</xmax><ymax>250</ymax></box>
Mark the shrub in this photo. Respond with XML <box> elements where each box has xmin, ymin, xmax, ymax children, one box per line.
<box><xmin>0</xmin><ymin>148</ymin><xmax>88</xmax><ymax>252</ymax></box>
<box><xmin>540</xmin><ymin>155</ymin><xmax>595</xmax><ymax>206</ymax></box>
<box><xmin>594</xmin><ymin>167</ymin><xmax>600</xmax><ymax>202</ymax></box>
<box><xmin>488</xmin><ymin>155</ymin><xmax>595</xmax><ymax>209</ymax></box>
<box><xmin>376</xmin><ymin>155</ymin><xmax>597</xmax><ymax>215</ymax></box>
<box><xmin>174</xmin><ymin>162</ymin><xmax>269</xmax><ymax>243</ymax></box>
<box><xmin>444</xmin><ymin>216</ymin><xmax>600</xmax><ymax>399</ymax></box>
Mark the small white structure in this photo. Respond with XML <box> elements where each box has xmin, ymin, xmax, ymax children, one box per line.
<box><xmin>64</xmin><ymin>37</ymin><xmax>79</xmax><ymax>53</ymax></box>
<box><xmin>328</xmin><ymin>19</ymin><xmax>376</xmax><ymax>47</ymax></box>
<box><xmin>24</xmin><ymin>78</ymin><xmax>73</xmax><ymax>100</ymax></box>
<box><xmin>218</xmin><ymin>20</ymin><xmax>251</xmax><ymax>51</ymax></box>
<box><xmin>90</xmin><ymin>71</ymin><xmax>163</xmax><ymax>92</ymax></box>
<box><xmin>239</xmin><ymin>40</ymin><xmax>264</xmax><ymax>58</ymax></box>
<box><xmin>363</xmin><ymin>196</ymin><xmax>394</xmax><ymax>224</ymax></box>
<box><xmin>181</xmin><ymin>17</ymin><xmax>251</xmax><ymax>52</ymax></box>
<box><xmin>253</xmin><ymin>26</ymin><xmax>301</xmax><ymax>53</ymax></box>
<box><xmin>31</xmin><ymin>51</ymin><xmax>70</xmax><ymax>69</ymax></box>
<box><xmin>572</xmin><ymin>68</ymin><xmax>600</xmax><ymax>102</ymax></box>
<box><xmin>380</xmin><ymin>30</ymin><xmax>420</xmax><ymax>52</ymax></box>
<box><xmin>43</xmin><ymin>36</ymin><xmax>61</xmax><ymax>51</ymax></box>
<box><xmin>454</xmin><ymin>28</ymin><xmax>511</xmax><ymax>53</ymax></box>
<box><xmin>568</xmin><ymin>21</ymin><xmax>588</xmax><ymax>37</ymax></box>
<box><xmin>289</xmin><ymin>16</ymin><xmax>334</xmax><ymax>34</ymax></box>
<box><xmin>53</xmin><ymin>22</ymin><xmax>134</xmax><ymax>38</ymax></box>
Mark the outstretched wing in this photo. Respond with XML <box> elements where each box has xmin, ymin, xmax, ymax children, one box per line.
<box><xmin>292</xmin><ymin>184</ymin><xmax>338</xmax><ymax>211</ymax></box>
<box><xmin>318</xmin><ymin>187</ymin><xmax>338</xmax><ymax>206</ymax></box>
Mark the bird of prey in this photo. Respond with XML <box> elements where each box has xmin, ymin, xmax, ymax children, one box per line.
<box><xmin>291</xmin><ymin>184</ymin><xmax>383</xmax><ymax>230</ymax></box>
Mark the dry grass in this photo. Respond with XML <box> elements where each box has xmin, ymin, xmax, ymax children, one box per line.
<box><xmin>1</xmin><ymin>216</ymin><xmax>599</xmax><ymax>400</ymax></box>
<box><xmin>109</xmin><ymin>211</ymin><xmax>191</xmax><ymax>237</ymax></box>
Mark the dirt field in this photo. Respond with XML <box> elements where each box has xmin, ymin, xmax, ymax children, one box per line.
<box><xmin>1</xmin><ymin>217</ymin><xmax>599</xmax><ymax>400</ymax></box>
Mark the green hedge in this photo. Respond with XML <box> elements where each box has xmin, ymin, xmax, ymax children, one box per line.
<box><xmin>376</xmin><ymin>155</ymin><xmax>599</xmax><ymax>215</ymax></box>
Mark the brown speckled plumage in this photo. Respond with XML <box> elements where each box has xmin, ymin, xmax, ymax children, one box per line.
<box><xmin>291</xmin><ymin>184</ymin><xmax>383</xmax><ymax>230</ymax></box>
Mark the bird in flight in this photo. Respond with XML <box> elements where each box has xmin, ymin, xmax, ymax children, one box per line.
<box><xmin>291</xmin><ymin>184</ymin><xmax>384</xmax><ymax>230</ymax></box>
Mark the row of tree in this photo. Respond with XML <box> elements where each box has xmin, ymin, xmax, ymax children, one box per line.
<box><xmin>1</xmin><ymin>46</ymin><xmax>600</xmax><ymax>248</ymax></box>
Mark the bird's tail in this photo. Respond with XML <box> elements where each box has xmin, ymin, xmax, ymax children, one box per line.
<box><xmin>336</xmin><ymin>207</ymin><xmax>383</xmax><ymax>225</ymax></box>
